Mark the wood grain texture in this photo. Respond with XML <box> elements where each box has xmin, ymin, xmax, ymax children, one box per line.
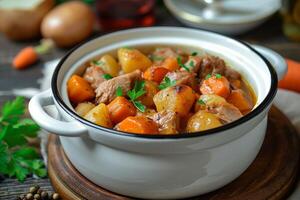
<box><xmin>48</xmin><ymin>106</ymin><xmax>299</xmax><ymax>200</ymax></box>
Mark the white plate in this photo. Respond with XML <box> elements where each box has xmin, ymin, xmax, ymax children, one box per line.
<box><xmin>164</xmin><ymin>0</ymin><xmax>281</xmax><ymax>35</ymax></box>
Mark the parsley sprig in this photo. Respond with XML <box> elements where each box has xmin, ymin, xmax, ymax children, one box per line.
<box><xmin>127</xmin><ymin>80</ymin><xmax>146</xmax><ymax>112</ymax></box>
<box><xmin>158</xmin><ymin>77</ymin><xmax>176</xmax><ymax>90</ymax></box>
<box><xmin>116</xmin><ymin>86</ymin><xmax>123</xmax><ymax>97</ymax></box>
<box><xmin>0</xmin><ymin>97</ymin><xmax>46</xmax><ymax>182</ymax></box>
<box><xmin>102</xmin><ymin>74</ymin><xmax>113</xmax><ymax>80</ymax></box>
<box><xmin>92</xmin><ymin>60</ymin><xmax>104</xmax><ymax>66</ymax></box>
<box><xmin>177</xmin><ymin>57</ymin><xmax>190</xmax><ymax>72</ymax></box>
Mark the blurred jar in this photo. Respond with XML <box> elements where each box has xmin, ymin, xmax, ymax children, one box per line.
<box><xmin>96</xmin><ymin>0</ymin><xmax>155</xmax><ymax>31</ymax></box>
<box><xmin>281</xmin><ymin>0</ymin><xmax>300</xmax><ymax>42</ymax></box>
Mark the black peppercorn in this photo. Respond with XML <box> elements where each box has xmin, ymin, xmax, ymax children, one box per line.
<box><xmin>26</xmin><ymin>193</ymin><xmax>33</xmax><ymax>200</ymax></box>
<box><xmin>29</xmin><ymin>185</ymin><xmax>40</xmax><ymax>194</ymax></box>
<box><xmin>33</xmin><ymin>193</ymin><xmax>41</xmax><ymax>199</ymax></box>
<box><xmin>40</xmin><ymin>191</ymin><xmax>48</xmax><ymax>200</ymax></box>
<box><xmin>37</xmin><ymin>189</ymin><xmax>43</xmax><ymax>195</ymax></box>
<box><xmin>50</xmin><ymin>193</ymin><xmax>60</xmax><ymax>200</ymax></box>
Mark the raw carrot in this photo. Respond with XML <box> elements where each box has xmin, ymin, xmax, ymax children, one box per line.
<box><xmin>143</xmin><ymin>66</ymin><xmax>170</xmax><ymax>83</ymax></box>
<box><xmin>279</xmin><ymin>59</ymin><xmax>300</xmax><ymax>93</ymax></box>
<box><xmin>162</xmin><ymin>57</ymin><xmax>179</xmax><ymax>71</ymax></box>
<box><xmin>116</xmin><ymin>116</ymin><xmax>159</xmax><ymax>134</ymax></box>
<box><xmin>227</xmin><ymin>89</ymin><xmax>253</xmax><ymax>113</ymax></box>
<box><xmin>107</xmin><ymin>96</ymin><xmax>137</xmax><ymax>124</ymax></box>
<box><xmin>200</xmin><ymin>76</ymin><xmax>230</xmax><ymax>98</ymax></box>
<box><xmin>13</xmin><ymin>47</ymin><xmax>38</xmax><ymax>69</ymax></box>
<box><xmin>67</xmin><ymin>75</ymin><xmax>95</xmax><ymax>103</ymax></box>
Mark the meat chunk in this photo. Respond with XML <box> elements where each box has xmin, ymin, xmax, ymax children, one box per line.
<box><xmin>165</xmin><ymin>71</ymin><xmax>198</xmax><ymax>90</ymax></box>
<box><xmin>95</xmin><ymin>70</ymin><xmax>141</xmax><ymax>104</ymax></box>
<box><xmin>211</xmin><ymin>103</ymin><xmax>243</xmax><ymax>123</ymax></box>
<box><xmin>150</xmin><ymin>47</ymin><xmax>188</xmax><ymax>64</ymax></box>
<box><xmin>180</xmin><ymin>56</ymin><xmax>202</xmax><ymax>73</ymax></box>
<box><xmin>83</xmin><ymin>66</ymin><xmax>106</xmax><ymax>89</ymax></box>
<box><xmin>152</xmin><ymin>111</ymin><xmax>179</xmax><ymax>134</ymax></box>
<box><xmin>225</xmin><ymin>67</ymin><xmax>241</xmax><ymax>80</ymax></box>
<box><xmin>199</xmin><ymin>55</ymin><xmax>226</xmax><ymax>78</ymax></box>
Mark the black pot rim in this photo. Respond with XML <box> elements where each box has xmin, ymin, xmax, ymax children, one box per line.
<box><xmin>51</xmin><ymin>27</ymin><xmax>278</xmax><ymax>139</ymax></box>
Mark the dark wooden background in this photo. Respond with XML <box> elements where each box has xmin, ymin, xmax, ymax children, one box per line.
<box><xmin>0</xmin><ymin>4</ymin><xmax>300</xmax><ymax>200</ymax></box>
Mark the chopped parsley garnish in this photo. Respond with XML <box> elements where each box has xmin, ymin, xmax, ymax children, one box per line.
<box><xmin>191</xmin><ymin>52</ymin><xmax>198</xmax><ymax>56</ymax></box>
<box><xmin>205</xmin><ymin>74</ymin><xmax>212</xmax><ymax>79</ymax></box>
<box><xmin>177</xmin><ymin>57</ymin><xmax>190</xmax><ymax>72</ymax></box>
<box><xmin>189</xmin><ymin>60</ymin><xmax>195</xmax><ymax>67</ymax></box>
<box><xmin>122</xmin><ymin>46</ymin><xmax>133</xmax><ymax>49</ymax></box>
<box><xmin>215</xmin><ymin>73</ymin><xmax>222</xmax><ymax>79</ymax></box>
<box><xmin>127</xmin><ymin>80</ymin><xmax>146</xmax><ymax>112</ymax></box>
<box><xmin>197</xmin><ymin>99</ymin><xmax>206</xmax><ymax>105</ymax></box>
<box><xmin>116</xmin><ymin>86</ymin><xmax>123</xmax><ymax>97</ymax></box>
<box><xmin>158</xmin><ymin>77</ymin><xmax>176</xmax><ymax>90</ymax></box>
<box><xmin>92</xmin><ymin>60</ymin><xmax>104</xmax><ymax>66</ymax></box>
<box><xmin>102</xmin><ymin>74</ymin><xmax>113</xmax><ymax>80</ymax></box>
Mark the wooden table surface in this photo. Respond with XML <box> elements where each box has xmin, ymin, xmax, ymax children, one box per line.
<box><xmin>0</xmin><ymin>4</ymin><xmax>300</xmax><ymax>200</ymax></box>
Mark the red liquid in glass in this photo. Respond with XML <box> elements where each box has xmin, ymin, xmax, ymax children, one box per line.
<box><xmin>96</xmin><ymin>0</ymin><xmax>155</xmax><ymax>31</ymax></box>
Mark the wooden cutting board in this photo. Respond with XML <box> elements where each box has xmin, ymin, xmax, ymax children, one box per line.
<box><xmin>47</xmin><ymin>106</ymin><xmax>300</xmax><ymax>200</ymax></box>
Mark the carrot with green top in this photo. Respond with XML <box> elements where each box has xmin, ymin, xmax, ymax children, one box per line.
<box><xmin>12</xmin><ymin>39</ymin><xmax>54</xmax><ymax>70</ymax></box>
<box><xmin>200</xmin><ymin>74</ymin><xmax>230</xmax><ymax>98</ymax></box>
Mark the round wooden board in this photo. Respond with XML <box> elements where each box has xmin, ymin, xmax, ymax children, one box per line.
<box><xmin>48</xmin><ymin>106</ymin><xmax>300</xmax><ymax>200</ymax></box>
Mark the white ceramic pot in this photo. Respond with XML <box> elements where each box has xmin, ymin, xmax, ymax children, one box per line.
<box><xmin>29</xmin><ymin>27</ymin><xmax>286</xmax><ymax>199</ymax></box>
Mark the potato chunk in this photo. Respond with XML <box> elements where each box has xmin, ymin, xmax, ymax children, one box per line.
<box><xmin>118</xmin><ymin>48</ymin><xmax>152</xmax><ymax>73</ymax></box>
<box><xmin>153</xmin><ymin>84</ymin><xmax>195</xmax><ymax>117</ymax></box>
<box><xmin>84</xmin><ymin>103</ymin><xmax>112</xmax><ymax>128</ymax></box>
<box><xmin>75</xmin><ymin>102</ymin><xmax>95</xmax><ymax>117</ymax></box>
<box><xmin>195</xmin><ymin>94</ymin><xmax>226</xmax><ymax>112</ymax></box>
<box><xmin>98</xmin><ymin>54</ymin><xmax>121</xmax><ymax>77</ymax></box>
<box><xmin>186</xmin><ymin>110</ymin><xmax>222</xmax><ymax>132</ymax></box>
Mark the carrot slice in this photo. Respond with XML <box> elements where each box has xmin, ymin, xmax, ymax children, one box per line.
<box><xmin>67</xmin><ymin>75</ymin><xmax>95</xmax><ymax>104</ymax></box>
<box><xmin>13</xmin><ymin>47</ymin><xmax>38</xmax><ymax>70</ymax></box>
<box><xmin>143</xmin><ymin>66</ymin><xmax>170</xmax><ymax>83</ymax></box>
<box><xmin>227</xmin><ymin>89</ymin><xmax>253</xmax><ymax>113</ymax></box>
<box><xmin>117</xmin><ymin>116</ymin><xmax>159</xmax><ymax>134</ymax></box>
<box><xmin>279</xmin><ymin>59</ymin><xmax>300</xmax><ymax>93</ymax></box>
<box><xmin>200</xmin><ymin>76</ymin><xmax>230</xmax><ymax>98</ymax></box>
<box><xmin>162</xmin><ymin>57</ymin><xmax>179</xmax><ymax>71</ymax></box>
<box><xmin>107</xmin><ymin>96</ymin><xmax>137</xmax><ymax>124</ymax></box>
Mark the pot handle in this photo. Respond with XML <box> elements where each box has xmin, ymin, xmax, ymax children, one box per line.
<box><xmin>251</xmin><ymin>44</ymin><xmax>287</xmax><ymax>80</ymax></box>
<box><xmin>29</xmin><ymin>89</ymin><xmax>87</xmax><ymax>137</ymax></box>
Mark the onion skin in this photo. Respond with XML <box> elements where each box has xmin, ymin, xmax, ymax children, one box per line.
<box><xmin>0</xmin><ymin>0</ymin><xmax>54</xmax><ymax>41</ymax></box>
<box><xmin>41</xmin><ymin>1</ymin><xmax>95</xmax><ymax>48</ymax></box>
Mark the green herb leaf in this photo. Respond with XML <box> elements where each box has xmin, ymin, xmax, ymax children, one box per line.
<box><xmin>116</xmin><ymin>86</ymin><xmax>123</xmax><ymax>97</ymax></box>
<box><xmin>13</xmin><ymin>147</ymin><xmax>39</xmax><ymax>160</ymax></box>
<box><xmin>189</xmin><ymin>60</ymin><xmax>195</xmax><ymax>67</ymax></box>
<box><xmin>133</xmin><ymin>101</ymin><xmax>146</xmax><ymax>112</ymax></box>
<box><xmin>0</xmin><ymin>97</ymin><xmax>25</xmax><ymax>124</ymax></box>
<box><xmin>158</xmin><ymin>77</ymin><xmax>176</xmax><ymax>90</ymax></box>
<box><xmin>177</xmin><ymin>57</ymin><xmax>190</xmax><ymax>72</ymax></box>
<box><xmin>92</xmin><ymin>60</ymin><xmax>104</xmax><ymax>66</ymax></box>
<box><xmin>197</xmin><ymin>99</ymin><xmax>206</xmax><ymax>105</ymax></box>
<box><xmin>0</xmin><ymin>97</ymin><xmax>46</xmax><ymax>182</ymax></box>
<box><xmin>205</xmin><ymin>74</ymin><xmax>212</xmax><ymax>80</ymax></box>
<box><xmin>191</xmin><ymin>52</ymin><xmax>198</xmax><ymax>56</ymax></box>
<box><xmin>215</xmin><ymin>73</ymin><xmax>222</xmax><ymax>79</ymax></box>
<box><xmin>122</xmin><ymin>46</ymin><xmax>133</xmax><ymax>50</ymax></box>
<box><xmin>102</xmin><ymin>74</ymin><xmax>113</xmax><ymax>80</ymax></box>
<box><xmin>127</xmin><ymin>80</ymin><xmax>146</xmax><ymax>112</ymax></box>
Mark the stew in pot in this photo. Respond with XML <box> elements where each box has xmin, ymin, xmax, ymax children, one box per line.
<box><xmin>67</xmin><ymin>47</ymin><xmax>256</xmax><ymax>135</ymax></box>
